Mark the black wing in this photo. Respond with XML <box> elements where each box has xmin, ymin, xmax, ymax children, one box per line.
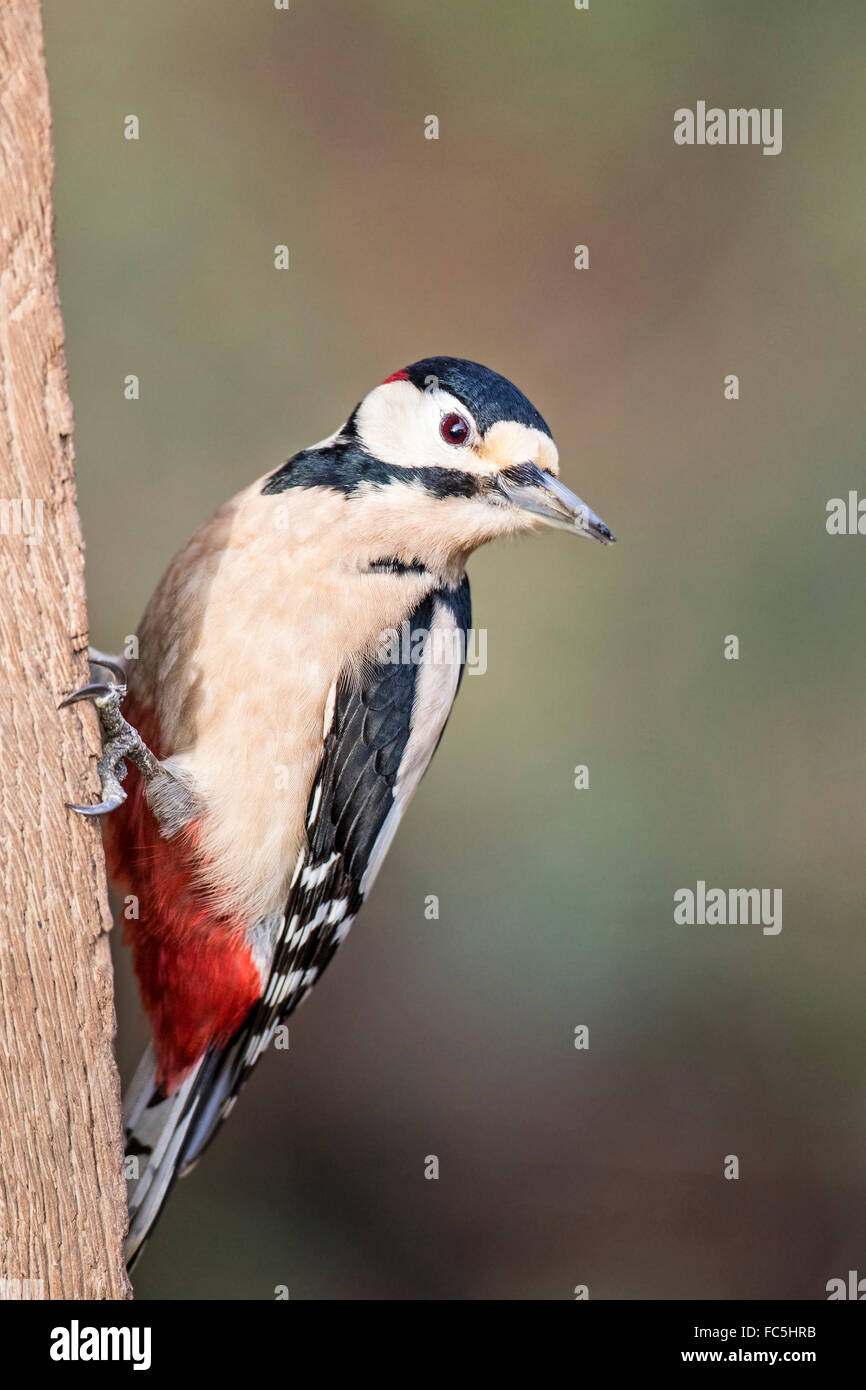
<box><xmin>178</xmin><ymin>575</ymin><xmax>472</xmax><ymax>1166</ymax></box>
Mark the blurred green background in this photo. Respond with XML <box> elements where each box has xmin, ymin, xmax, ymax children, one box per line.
<box><xmin>43</xmin><ymin>0</ymin><xmax>865</xmax><ymax>1299</ymax></box>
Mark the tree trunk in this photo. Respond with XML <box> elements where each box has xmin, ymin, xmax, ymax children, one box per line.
<box><xmin>0</xmin><ymin>0</ymin><xmax>129</xmax><ymax>1299</ymax></box>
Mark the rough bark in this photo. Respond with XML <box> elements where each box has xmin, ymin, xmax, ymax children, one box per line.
<box><xmin>0</xmin><ymin>0</ymin><xmax>129</xmax><ymax>1299</ymax></box>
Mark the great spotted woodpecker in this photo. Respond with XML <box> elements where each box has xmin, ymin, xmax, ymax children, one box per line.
<box><xmin>63</xmin><ymin>357</ymin><xmax>615</xmax><ymax>1265</ymax></box>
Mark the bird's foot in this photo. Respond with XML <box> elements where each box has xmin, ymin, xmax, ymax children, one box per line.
<box><xmin>61</xmin><ymin>651</ymin><xmax>161</xmax><ymax>816</ymax></box>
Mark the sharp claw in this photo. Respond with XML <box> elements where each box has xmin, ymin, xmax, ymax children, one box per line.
<box><xmin>88</xmin><ymin>653</ymin><xmax>127</xmax><ymax>685</ymax></box>
<box><xmin>59</xmin><ymin>681</ymin><xmax>126</xmax><ymax>709</ymax></box>
<box><xmin>61</xmin><ymin>657</ymin><xmax>156</xmax><ymax>820</ymax></box>
<box><xmin>66</xmin><ymin>792</ymin><xmax>127</xmax><ymax>817</ymax></box>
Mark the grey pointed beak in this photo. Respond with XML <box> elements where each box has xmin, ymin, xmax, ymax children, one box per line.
<box><xmin>493</xmin><ymin>464</ymin><xmax>616</xmax><ymax>544</ymax></box>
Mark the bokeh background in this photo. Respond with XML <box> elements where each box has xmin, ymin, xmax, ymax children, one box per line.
<box><xmin>42</xmin><ymin>0</ymin><xmax>865</xmax><ymax>1299</ymax></box>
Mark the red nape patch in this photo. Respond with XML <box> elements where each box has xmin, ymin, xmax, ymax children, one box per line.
<box><xmin>381</xmin><ymin>368</ymin><xmax>410</xmax><ymax>384</ymax></box>
<box><xmin>103</xmin><ymin>700</ymin><xmax>261</xmax><ymax>1093</ymax></box>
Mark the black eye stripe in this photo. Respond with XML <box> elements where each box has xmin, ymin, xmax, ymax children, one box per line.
<box><xmin>263</xmin><ymin>442</ymin><xmax>482</xmax><ymax>500</ymax></box>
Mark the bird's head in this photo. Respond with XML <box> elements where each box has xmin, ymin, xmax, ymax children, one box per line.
<box><xmin>263</xmin><ymin>356</ymin><xmax>614</xmax><ymax>575</ymax></box>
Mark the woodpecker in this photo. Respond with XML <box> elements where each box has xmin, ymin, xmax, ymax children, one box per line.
<box><xmin>62</xmin><ymin>356</ymin><xmax>615</xmax><ymax>1266</ymax></box>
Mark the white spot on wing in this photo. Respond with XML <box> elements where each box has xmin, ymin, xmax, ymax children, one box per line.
<box><xmin>289</xmin><ymin>848</ymin><xmax>305</xmax><ymax>888</ymax></box>
<box><xmin>301</xmin><ymin>853</ymin><xmax>338</xmax><ymax>889</ymax></box>
<box><xmin>322</xmin><ymin>681</ymin><xmax>337</xmax><ymax>739</ymax></box>
<box><xmin>307</xmin><ymin>783</ymin><xmax>322</xmax><ymax>827</ymax></box>
<box><xmin>334</xmin><ymin>915</ymin><xmax>355</xmax><ymax>944</ymax></box>
<box><xmin>288</xmin><ymin>902</ymin><xmax>328</xmax><ymax>948</ymax></box>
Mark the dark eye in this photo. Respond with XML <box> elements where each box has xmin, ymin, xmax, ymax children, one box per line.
<box><xmin>440</xmin><ymin>412</ymin><xmax>470</xmax><ymax>446</ymax></box>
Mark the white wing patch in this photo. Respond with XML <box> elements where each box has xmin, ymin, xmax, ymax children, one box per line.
<box><xmin>359</xmin><ymin>600</ymin><xmax>464</xmax><ymax>896</ymax></box>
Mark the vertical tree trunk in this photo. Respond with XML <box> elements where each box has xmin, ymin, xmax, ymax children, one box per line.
<box><xmin>0</xmin><ymin>0</ymin><xmax>129</xmax><ymax>1299</ymax></box>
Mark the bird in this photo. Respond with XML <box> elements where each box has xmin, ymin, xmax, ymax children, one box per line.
<box><xmin>61</xmin><ymin>356</ymin><xmax>615</xmax><ymax>1266</ymax></box>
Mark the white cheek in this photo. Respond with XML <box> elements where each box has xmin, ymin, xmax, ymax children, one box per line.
<box><xmin>355</xmin><ymin>380</ymin><xmax>478</xmax><ymax>471</ymax></box>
